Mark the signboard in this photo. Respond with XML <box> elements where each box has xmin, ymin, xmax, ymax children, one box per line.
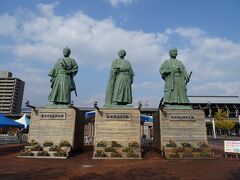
<box><xmin>104</xmin><ymin>113</ymin><xmax>131</xmax><ymax>121</ymax></box>
<box><xmin>169</xmin><ymin>115</ymin><xmax>195</xmax><ymax>121</ymax></box>
<box><xmin>162</xmin><ymin>112</ymin><xmax>195</xmax><ymax>121</ymax></box>
<box><xmin>224</xmin><ymin>141</ymin><xmax>240</xmax><ymax>153</ymax></box>
<box><xmin>40</xmin><ymin>112</ymin><xmax>66</xmax><ymax>120</ymax></box>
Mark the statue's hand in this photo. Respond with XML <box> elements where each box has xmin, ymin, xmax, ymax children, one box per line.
<box><xmin>162</xmin><ymin>71</ymin><xmax>171</xmax><ymax>79</ymax></box>
<box><xmin>165</xmin><ymin>70</ymin><xmax>171</xmax><ymax>74</ymax></box>
<box><xmin>113</xmin><ymin>66</ymin><xmax>120</xmax><ymax>70</ymax></box>
<box><xmin>66</xmin><ymin>70</ymin><xmax>72</xmax><ymax>75</ymax></box>
<box><xmin>186</xmin><ymin>77</ymin><xmax>190</xmax><ymax>83</ymax></box>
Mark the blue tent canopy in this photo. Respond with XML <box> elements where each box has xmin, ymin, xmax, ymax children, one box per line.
<box><xmin>15</xmin><ymin>114</ymin><xmax>30</xmax><ymax>129</ymax></box>
<box><xmin>140</xmin><ymin>114</ymin><xmax>153</xmax><ymax>123</ymax></box>
<box><xmin>85</xmin><ymin>111</ymin><xmax>96</xmax><ymax>119</ymax></box>
<box><xmin>0</xmin><ymin>113</ymin><xmax>24</xmax><ymax>128</ymax></box>
<box><xmin>85</xmin><ymin>111</ymin><xmax>153</xmax><ymax>123</ymax></box>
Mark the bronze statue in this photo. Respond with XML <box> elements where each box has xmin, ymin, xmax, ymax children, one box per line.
<box><xmin>160</xmin><ymin>48</ymin><xmax>191</xmax><ymax>109</ymax></box>
<box><xmin>48</xmin><ymin>47</ymin><xmax>78</xmax><ymax>105</ymax></box>
<box><xmin>105</xmin><ymin>49</ymin><xmax>134</xmax><ymax>106</ymax></box>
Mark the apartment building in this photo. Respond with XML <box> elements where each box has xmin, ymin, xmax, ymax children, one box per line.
<box><xmin>0</xmin><ymin>71</ymin><xmax>25</xmax><ymax>115</ymax></box>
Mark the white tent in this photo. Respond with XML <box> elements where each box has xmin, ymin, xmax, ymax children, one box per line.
<box><xmin>15</xmin><ymin>114</ymin><xmax>30</xmax><ymax>129</ymax></box>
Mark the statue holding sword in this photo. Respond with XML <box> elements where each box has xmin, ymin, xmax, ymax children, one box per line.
<box><xmin>160</xmin><ymin>48</ymin><xmax>192</xmax><ymax>109</ymax></box>
<box><xmin>48</xmin><ymin>47</ymin><xmax>78</xmax><ymax>105</ymax></box>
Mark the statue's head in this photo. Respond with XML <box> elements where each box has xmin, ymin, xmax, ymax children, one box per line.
<box><xmin>118</xmin><ymin>49</ymin><xmax>126</xmax><ymax>58</ymax></box>
<box><xmin>169</xmin><ymin>48</ymin><xmax>178</xmax><ymax>58</ymax></box>
<box><xmin>63</xmin><ymin>47</ymin><xmax>71</xmax><ymax>57</ymax></box>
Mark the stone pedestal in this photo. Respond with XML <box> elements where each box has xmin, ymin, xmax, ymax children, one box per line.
<box><xmin>153</xmin><ymin>109</ymin><xmax>208</xmax><ymax>151</ymax></box>
<box><xmin>93</xmin><ymin>108</ymin><xmax>141</xmax><ymax>159</ymax></box>
<box><xmin>28</xmin><ymin>106</ymin><xmax>85</xmax><ymax>151</ymax></box>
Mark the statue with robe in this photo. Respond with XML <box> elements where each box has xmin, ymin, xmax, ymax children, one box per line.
<box><xmin>105</xmin><ymin>49</ymin><xmax>134</xmax><ymax>106</ymax></box>
<box><xmin>48</xmin><ymin>47</ymin><xmax>78</xmax><ymax>105</ymax></box>
<box><xmin>160</xmin><ymin>48</ymin><xmax>191</xmax><ymax>108</ymax></box>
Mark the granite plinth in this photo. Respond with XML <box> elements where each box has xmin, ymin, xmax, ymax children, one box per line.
<box><xmin>28</xmin><ymin>106</ymin><xmax>84</xmax><ymax>151</ymax></box>
<box><xmin>93</xmin><ymin>108</ymin><xmax>141</xmax><ymax>159</ymax></box>
<box><xmin>153</xmin><ymin>109</ymin><xmax>208</xmax><ymax>151</ymax></box>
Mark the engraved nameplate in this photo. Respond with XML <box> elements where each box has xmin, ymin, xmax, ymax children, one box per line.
<box><xmin>104</xmin><ymin>113</ymin><xmax>131</xmax><ymax>120</ymax></box>
<box><xmin>162</xmin><ymin>112</ymin><xmax>195</xmax><ymax>121</ymax></box>
<box><xmin>169</xmin><ymin>114</ymin><xmax>195</xmax><ymax>121</ymax></box>
<box><xmin>40</xmin><ymin>112</ymin><xmax>66</xmax><ymax>120</ymax></box>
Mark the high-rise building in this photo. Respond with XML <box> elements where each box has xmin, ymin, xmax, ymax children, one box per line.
<box><xmin>0</xmin><ymin>71</ymin><xmax>25</xmax><ymax>115</ymax></box>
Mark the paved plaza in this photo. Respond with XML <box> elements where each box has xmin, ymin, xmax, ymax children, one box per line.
<box><xmin>0</xmin><ymin>137</ymin><xmax>240</xmax><ymax>179</ymax></box>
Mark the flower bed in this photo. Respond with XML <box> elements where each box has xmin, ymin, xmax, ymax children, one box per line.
<box><xmin>18</xmin><ymin>140</ymin><xmax>72</xmax><ymax>159</ymax></box>
<box><xmin>163</xmin><ymin>140</ymin><xmax>214</xmax><ymax>159</ymax></box>
<box><xmin>94</xmin><ymin>140</ymin><xmax>141</xmax><ymax>159</ymax></box>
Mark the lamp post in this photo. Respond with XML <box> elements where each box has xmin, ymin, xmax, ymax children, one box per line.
<box><xmin>207</xmin><ymin>102</ymin><xmax>216</xmax><ymax>139</ymax></box>
<box><xmin>212</xmin><ymin>118</ymin><xmax>216</xmax><ymax>139</ymax></box>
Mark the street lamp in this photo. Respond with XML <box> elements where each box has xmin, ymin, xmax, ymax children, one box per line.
<box><xmin>212</xmin><ymin>117</ymin><xmax>216</xmax><ymax>139</ymax></box>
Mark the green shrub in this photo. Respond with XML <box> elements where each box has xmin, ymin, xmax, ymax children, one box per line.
<box><xmin>30</xmin><ymin>145</ymin><xmax>43</xmax><ymax>151</ymax></box>
<box><xmin>95</xmin><ymin>150</ymin><xmax>107</xmax><ymax>157</ymax></box>
<box><xmin>123</xmin><ymin>147</ymin><xmax>132</xmax><ymax>153</ymax></box>
<box><xmin>59</xmin><ymin>140</ymin><xmax>71</xmax><ymax>147</ymax></box>
<box><xmin>166</xmin><ymin>139</ymin><xmax>177</xmax><ymax>147</ymax></box>
<box><xmin>27</xmin><ymin>139</ymin><xmax>39</xmax><ymax>146</ymax></box>
<box><xmin>197</xmin><ymin>142</ymin><xmax>208</xmax><ymax>148</ymax></box>
<box><xmin>49</xmin><ymin>145</ymin><xmax>60</xmax><ymax>151</ymax></box>
<box><xmin>104</xmin><ymin>147</ymin><xmax>116</xmax><ymax>152</ymax></box>
<box><xmin>127</xmin><ymin>151</ymin><xmax>139</xmax><ymax>158</ymax></box>
<box><xmin>97</xmin><ymin>141</ymin><xmax>107</xmax><ymax>147</ymax></box>
<box><xmin>43</xmin><ymin>141</ymin><xmax>54</xmax><ymax>147</ymax></box>
<box><xmin>181</xmin><ymin>142</ymin><xmax>192</xmax><ymax>148</ymax></box>
<box><xmin>128</xmin><ymin>141</ymin><xmax>140</xmax><ymax>148</ymax></box>
<box><xmin>111</xmin><ymin>141</ymin><xmax>122</xmax><ymax>147</ymax></box>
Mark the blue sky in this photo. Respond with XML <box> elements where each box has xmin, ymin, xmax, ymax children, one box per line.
<box><xmin>0</xmin><ymin>0</ymin><xmax>240</xmax><ymax>108</ymax></box>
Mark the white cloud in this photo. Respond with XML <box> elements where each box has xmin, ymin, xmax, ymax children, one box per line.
<box><xmin>133</xmin><ymin>81</ymin><xmax>161</xmax><ymax>90</ymax></box>
<box><xmin>37</xmin><ymin>2</ymin><xmax>59</xmax><ymax>17</ymax></box>
<box><xmin>13</xmin><ymin>9</ymin><xmax>168</xmax><ymax>71</ymax></box>
<box><xmin>190</xmin><ymin>81</ymin><xmax>240</xmax><ymax>97</ymax></box>
<box><xmin>107</xmin><ymin>0</ymin><xmax>136</xmax><ymax>7</ymax></box>
<box><xmin>167</xmin><ymin>27</ymin><xmax>205</xmax><ymax>38</ymax></box>
<box><xmin>13</xmin><ymin>43</ymin><xmax>60</xmax><ymax>63</ymax></box>
<box><xmin>0</xmin><ymin>14</ymin><xmax>17</xmax><ymax>36</ymax></box>
<box><xmin>1</xmin><ymin>3</ymin><xmax>240</xmax><ymax>107</ymax></box>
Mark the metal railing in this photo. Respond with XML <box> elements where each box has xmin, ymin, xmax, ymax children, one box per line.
<box><xmin>0</xmin><ymin>134</ymin><xmax>28</xmax><ymax>144</ymax></box>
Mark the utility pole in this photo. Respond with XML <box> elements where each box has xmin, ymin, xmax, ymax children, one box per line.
<box><xmin>212</xmin><ymin>118</ymin><xmax>216</xmax><ymax>139</ymax></box>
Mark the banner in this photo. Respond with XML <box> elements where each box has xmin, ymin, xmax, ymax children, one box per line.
<box><xmin>224</xmin><ymin>141</ymin><xmax>240</xmax><ymax>153</ymax></box>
